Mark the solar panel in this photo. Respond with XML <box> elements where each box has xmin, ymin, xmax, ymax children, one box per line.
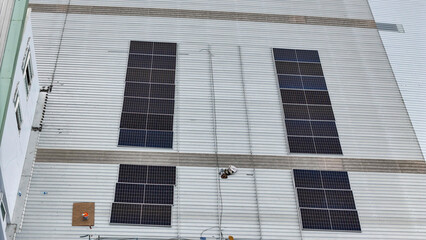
<box><xmin>325</xmin><ymin>190</ymin><xmax>356</xmax><ymax>209</ymax></box>
<box><xmin>129</xmin><ymin>41</ymin><xmax>153</xmax><ymax>54</ymax></box>
<box><xmin>111</xmin><ymin>164</ymin><xmax>176</xmax><ymax>226</ymax></box>
<box><xmin>144</xmin><ymin>185</ymin><xmax>174</xmax><ymax>204</ymax></box>
<box><xmin>293</xmin><ymin>169</ymin><xmax>361</xmax><ymax>231</ymax></box>
<box><xmin>114</xmin><ymin>183</ymin><xmax>145</xmax><ymax>203</ymax></box>
<box><xmin>147</xmin><ymin>166</ymin><xmax>176</xmax><ymax>185</ymax></box>
<box><xmin>273</xmin><ymin>48</ymin><xmax>342</xmax><ymax>154</ymax></box>
<box><xmin>119</xmin><ymin>41</ymin><xmax>176</xmax><ymax>148</ymax></box>
<box><xmin>293</xmin><ymin>169</ymin><xmax>322</xmax><ymax>188</ymax></box>
<box><xmin>297</xmin><ymin>189</ymin><xmax>327</xmax><ymax>208</ymax></box>
<box><xmin>287</xmin><ymin>137</ymin><xmax>316</xmax><ymax>153</ymax></box>
<box><xmin>330</xmin><ymin>210</ymin><xmax>361</xmax><ymax>231</ymax></box>
<box><xmin>321</xmin><ymin>171</ymin><xmax>351</xmax><ymax>189</ymax></box>
<box><xmin>300</xmin><ymin>209</ymin><xmax>331</xmax><ymax>230</ymax></box>
<box><xmin>118</xmin><ymin>164</ymin><xmax>147</xmax><ymax>183</ymax></box>
<box><xmin>110</xmin><ymin>203</ymin><xmax>141</xmax><ymax>224</ymax></box>
<box><xmin>140</xmin><ymin>205</ymin><xmax>172</xmax><ymax>226</ymax></box>
<box><xmin>126</xmin><ymin>68</ymin><xmax>150</xmax><ymax>82</ymax></box>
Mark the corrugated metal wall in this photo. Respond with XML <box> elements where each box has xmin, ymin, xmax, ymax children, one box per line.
<box><xmin>15</xmin><ymin>163</ymin><xmax>426</xmax><ymax>240</ymax></box>
<box><xmin>0</xmin><ymin>0</ymin><xmax>15</xmax><ymax>66</ymax></box>
<box><xmin>30</xmin><ymin>7</ymin><xmax>423</xmax><ymax>160</ymax></box>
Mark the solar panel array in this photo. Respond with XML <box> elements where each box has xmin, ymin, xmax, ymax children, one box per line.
<box><xmin>293</xmin><ymin>169</ymin><xmax>361</xmax><ymax>231</ymax></box>
<box><xmin>118</xmin><ymin>41</ymin><xmax>176</xmax><ymax>148</ymax></box>
<box><xmin>110</xmin><ymin>164</ymin><xmax>176</xmax><ymax>226</ymax></box>
<box><xmin>273</xmin><ymin>48</ymin><xmax>342</xmax><ymax>154</ymax></box>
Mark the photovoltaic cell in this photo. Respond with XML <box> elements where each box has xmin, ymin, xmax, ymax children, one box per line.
<box><xmin>118</xmin><ymin>129</ymin><xmax>146</xmax><ymax>147</ymax></box>
<box><xmin>145</xmin><ymin>131</ymin><xmax>173</xmax><ymax>148</ymax></box>
<box><xmin>297</xmin><ymin>189</ymin><xmax>327</xmax><ymax>208</ymax></box>
<box><xmin>300</xmin><ymin>209</ymin><xmax>331</xmax><ymax>230</ymax></box>
<box><xmin>311</xmin><ymin>121</ymin><xmax>339</xmax><ymax>137</ymax></box>
<box><xmin>325</xmin><ymin>190</ymin><xmax>356</xmax><ymax>209</ymax></box>
<box><xmin>144</xmin><ymin>185</ymin><xmax>174</xmax><ymax>204</ymax></box>
<box><xmin>298</xmin><ymin>62</ymin><xmax>324</xmax><ymax>76</ymax></box>
<box><xmin>288</xmin><ymin>136</ymin><xmax>316</xmax><ymax>153</ymax></box>
<box><xmin>124</xmin><ymin>82</ymin><xmax>150</xmax><ymax>98</ymax></box>
<box><xmin>314</xmin><ymin>138</ymin><xmax>343</xmax><ymax>154</ymax></box>
<box><xmin>146</xmin><ymin>114</ymin><xmax>174</xmax><ymax>131</ymax></box>
<box><xmin>278</xmin><ymin>75</ymin><xmax>303</xmax><ymax>89</ymax></box>
<box><xmin>302</xmin><ymin>76</ymin><xmax>327</xmax><ymax>90</ymax></box>
<box><xmin>148</xmin><ymin>99</ymin><xmax>175</xmax><ymax>114</ymax></box>
<box><xmin>275</xmin><ymin>61</ymin><xmax>300</xmax><ymax>75</ymax></box>
<box><xmin>308</xmin><ymin>105</ymin><xmax>335</xmax><ymax>120</ymax></box>
<box><xmin>274</xmin><ymin>48</ymin><xmax>297</xmax><ymax>61</ymax></box>
<box><xmin>293</xmin><ymin>169</ymin><xmax>360</xmax><ymax>231</ymax></box>
<box><xmin>153</xmin><ymin>42</ymin><xmax>176</xmax><ymax>56</ymax></box>
<box><xmin>114</xmin><ymin>183</ymin><xmax>145</xmax><ymax>203</ymax></box>
<box><xmin>305</xmin><ymin>91</ymin><xmax>331</xmax><ymax>105</ymax></box>
<box><xmin>321</xmin><ymin>171</ymin><xmax>351</xmax><ymax>189</ymax></box>
<box><xmin>283</xmin><ymin>104</ymin><xmax>310</xmax><ymax>119</ymax></box>
<box><xmin>280</xmin><ymin>89</ymin><xmax>306</xmax><ymax>104</ymax></box>
<box><xmin>129</xmin><ymin>41</ymin><xmax>153</xmax><ymax>54</ymax></box>
<box><xmin>330</xmin><ymin>210</ymin><xmax>361</xmax><ymax>231</ymax></box>
<box><xmin>151</xmin><ymin>70</ymin><xmax>175</xmax><ymax>84</ymax></box>
<box><xmin>110</xmin><ymin>203</ymin><xmax>141</xmax><ymax>224</ymax></box>
<box><xmin>118</xmin><ymin>164</ymin><xmax>147</xmax><ymax>183</ymax></box>
<box><xmin>285</xmin><ymin>120</ymin><xmax>312</xmax><ymax>136</ymax></box>
<box><xmin>150</xmin><ymin>84</ymin><xmax>175</xmax><ymax>99</ymax></box>
<box><xmin>122</xmin><ymin>97</ymin><xmax>148</xmax><ymax>113</ymax></box>
<box><xmin>293</xmin><ymin>169</ymin><xmax>322</xmax><ymax>188</ymax></box>
<box><xmin>128</xmin><ymin>54</ymin><xmax>152</xmax><ymax>68</ymax></box>
<box><xmin>296</xmin><ymin>49</ymin><xmax>321</xmax><ymax>63</ymax></box>
<box><xmin>147</xmin><ymin>166</ymin><xmax>177</xmax><ymax>185</ymax></box>
<box><xmin>119</xmin><ymin>41</ymin><xmax>176</xmax><ymax>148</ymax></box>
<box><xmin>273</xmin><ymin>48</ymin><xmax>342</xmax><ymax>154</ymax></box>
<box><xmin>126</xmin><ymin>68</ymin><xmax>150</xmax><ymax>82</ymax></box>
<box><xmin>140</xmin><ymin>205</ymin><xmax>172</xmax><ymax>226</ymax></box>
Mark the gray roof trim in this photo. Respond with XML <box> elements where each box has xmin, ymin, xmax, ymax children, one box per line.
<box><xmin>36</xmin><ymin>148</ymin><xmax>426</xmax><ymax>174</ymax></box>
<box><xmin>29</xmin><ymin>3</ymin><xmax>377</xmax><ymax>29</ymax></box>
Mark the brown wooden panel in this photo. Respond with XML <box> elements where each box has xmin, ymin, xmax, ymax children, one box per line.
<box><xmin>72</xmin><ymin>202</ymin><xmax>95</xmax><ymax>226</ymax></box>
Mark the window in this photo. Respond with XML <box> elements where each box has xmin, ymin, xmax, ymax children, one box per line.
<box><xmin>293</xmin><ymin>169</ymin><xmax>361</xmax><ymax>231</ymax></box>
<box><xmin>273</xmin><ymin>48</ymin><xmax>342</xmax><ymax>154</ymax></box>
<box><xmin>13</xmin><ymin>88</ymin><xmax>23</xmax><ymax>130</ymax></box>
<box><xmin>0</xmin><ymin>193</ymin><xmax>6</xmax><ymax>221</ymax></box>
<box><xmin>23</xmin><ymin>49</ymin><xmax>34</xmax><ymax>96</ymax></box>
<box><xmin>110</xmin><ymin>164</ymin><xmax>176</xmax><ymax>226</ymax></box>
<box><xmin>118</xmin><ymin>41</ymin><xmax>176</xmax><ymax>148</ymax></box>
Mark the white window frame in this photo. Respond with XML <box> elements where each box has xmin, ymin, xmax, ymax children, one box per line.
<box><xmin>23</xmin><ymin>49</ymin><xmax>33</xmax><ymax>96</ymax></box>
<box><xmin>13</xmin><ymin>88</ymin><xmax>23</xmax><ymax>131</ymax></box>
<box><xmin>0</xmin><ymin>192</ymin><xmax>6</xmax><ymax>221</ymax></box>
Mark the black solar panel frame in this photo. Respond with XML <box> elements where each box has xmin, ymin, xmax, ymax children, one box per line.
<box><xmin>119</xmin><ymin>41</ymin><xmax>176</xmax><ymax>149</ymax></box>
<box><xmin>293</xmin><ymin>169</ymin><xmax>361</xmax><ymax>232</ymax></box>
<box><xmin>111</xmin><ymin>164</ymin><xmax>176</xmax><ymax>226</ymax></box>
<box><xmin>273</xmin><ymin>47</ymin><xmax>342</xmax><ymax>155</ymax></box>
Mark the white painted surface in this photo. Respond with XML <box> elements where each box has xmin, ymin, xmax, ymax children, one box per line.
<box><xmin>30</xmin><ymin>11</ymin><xmax>423</xmax><ymax>160</ymax></box>
<box><xmin>0</xmin><ymin>16</ymin><xmax>39</xmax><ymax>221</ymax></box>
<box><xmin>15</xmin><ymin>163</ymin><xmax>426</xmax><ymax>239</ymax></box>
<box><xmin>368</xmin><ymin>0</ymin><xmax>426</xmax><ymax>159</ymax></box>
<box><xmin>0</xmin><ymin>0</ymin><xmax>14</xmax><ymax>67</ymax></box>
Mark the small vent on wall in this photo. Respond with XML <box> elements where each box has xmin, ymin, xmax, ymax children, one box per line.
<box><xmin>376</xmin><ymin>22</ymin><xmax>405</xmax><ymax>33</ymax></box>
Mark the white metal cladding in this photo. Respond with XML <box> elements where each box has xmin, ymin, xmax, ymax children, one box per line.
<box><xmin>368</xmin><ymin>0</ymin><xmax>426</xmax><ymax>159</ymax></box>
<box><xmin>30</xmin><ymin>12</ymin><xmax>66</xmax><ymax>86</ymax></box>
<box><xmin>15</xmin><ymin>163</ymin><xmax>426</xmax><ymax>239</ymax></box>
<box><xmin>30</xmin><ymin>10</ymin><xmax>423</xmax><ymax>160</ymax></box>
<box><xmin>29</xmin><ymin>0</ymin><xmax>374</xmax><ymax>20</ymax></box>
<box><xmin>0</xmin><ymin>0</ymin><xmax>14</xmax><ymax>66</ymax></box>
